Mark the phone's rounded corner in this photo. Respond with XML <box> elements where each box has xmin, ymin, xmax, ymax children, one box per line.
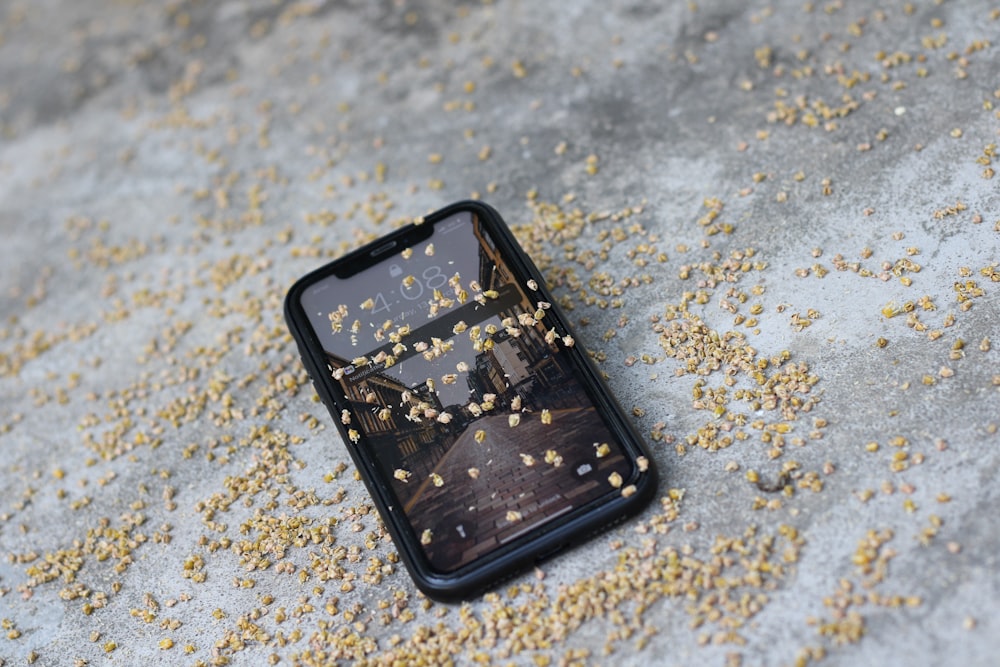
<box><xmin>442</xmin><ymin>198</ymin><xmax>497</xmax><ymax>215</ymax></box>
<box><xmin>396</xmin><ymin>553</ymin><xmax>485</xmax><ymax>603</ymax></box>
<box><xmin>409</xmin><ymin>574</ymin><xmax>471</xmax><ymax>604</ymax></box>
<box><xmin>629</xmin><ymin>459</ymin><xmax>660</xmax><ymax>507</ymax></box>
<box><xmin>406</xmin><ymin>549</ymin><xmax>550</xmax><ymax>604</ymax></box>
<box><xmin>435</xmin><ymin>199</ymin><xmax>505</xmax><ymax>228</ymax></box>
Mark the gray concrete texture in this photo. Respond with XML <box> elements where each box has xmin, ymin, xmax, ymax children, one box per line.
<box><xmin>1</xmin><ymin>0</ymin><xmax>998</xmax><ymax>664</ymax></box>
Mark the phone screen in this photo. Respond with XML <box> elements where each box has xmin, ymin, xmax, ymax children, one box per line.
<box><xmin>299</xmin><ymin>209</ymin><xmax>633</xmax><ymax>572</ymax></box>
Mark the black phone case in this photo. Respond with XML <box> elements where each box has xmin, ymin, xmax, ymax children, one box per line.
<box><xmin>283</xmin><ymin>200</ymin><xmax>657</xmax><ymax>600</ymax></box>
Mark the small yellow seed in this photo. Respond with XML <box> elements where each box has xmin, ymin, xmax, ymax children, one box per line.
<box><xmin>882</xmin><ymin>302</ymin><xmax>902</xmax><ymax>318</ymax></box>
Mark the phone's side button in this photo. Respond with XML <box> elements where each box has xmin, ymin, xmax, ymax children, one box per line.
<box><xmin>305</xmin><ymin>372</ymin><xmax>333</xmax><ymax>413</ymax></box>
<box><xmin>299</xmin><ymin>361</ymin><xmax>321</xmax><ymax>399</ymax></box>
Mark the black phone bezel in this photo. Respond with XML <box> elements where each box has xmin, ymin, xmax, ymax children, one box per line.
<box><xmin>283</xmin><ymin>200</ymin><xmax>657</xmax><ymax>601</ymax></box>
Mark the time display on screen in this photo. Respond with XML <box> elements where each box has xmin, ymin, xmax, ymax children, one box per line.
<box><xmin>370</xmin><ymin>265</ymin><xmax>449</xmax><ymax>314</ymax></box>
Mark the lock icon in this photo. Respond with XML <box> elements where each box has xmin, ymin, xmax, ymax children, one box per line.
<box><xmin>389</xmin><ymin>263</ymin><xmax>402</xmax><ymax>277</ymax></box>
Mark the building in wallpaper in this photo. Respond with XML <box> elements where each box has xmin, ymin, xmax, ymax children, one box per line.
<box><xmin>472</xmin><ymin>216</ymin><xmax>579</xmax><ymax>406</ymax></box>
<box><xmin>324</xmin><ymin>352</ymin><xmax>453</xmax><ymax>490</ymax></box>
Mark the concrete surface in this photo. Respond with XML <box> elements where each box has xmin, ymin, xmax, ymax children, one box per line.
<box><xmin>1</xmin><ymin>0</ymin><xmax>998</xmax><ymax>665</ymax></box>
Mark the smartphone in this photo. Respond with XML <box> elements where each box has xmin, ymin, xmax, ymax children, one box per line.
<box><xmin>284</xmin><ymin>200</ymin><xmax>657</xmax><ymax>600</ymax></box>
